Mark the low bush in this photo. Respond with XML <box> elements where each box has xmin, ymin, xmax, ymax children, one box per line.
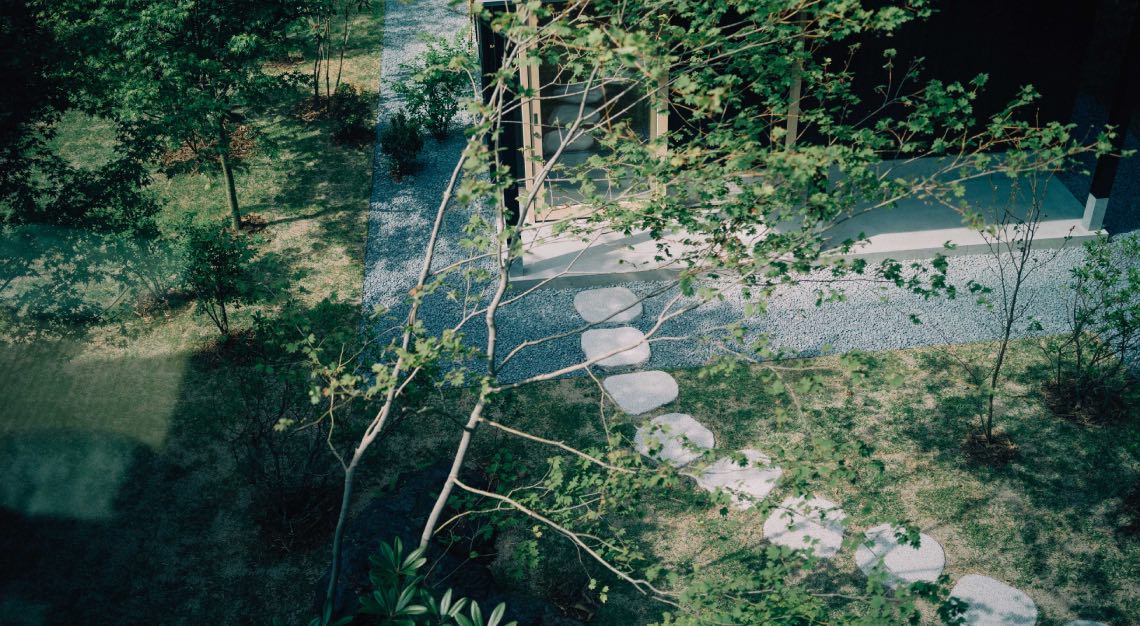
<box><xmin>1038</xmin><ymin>234</ymin><xmax>1140</xmax><ymax>421</ymax></box>
<box><xmin>379</xmin><ymin>110</ymin><xmax>424</xmax><ymax>180</ymax></box>
<box><xmin>180</xmin><ymin>221</ymin><xmax>261</xmax><ymax>336</ymax></box>
<box><xmin>329</xmin><ymin>83</ymin><xmax>375</xmax><ymax>146</ymax></box>
<box><xmin>393</xmin><ymin>34</ymin><xmax>474</xmax><ymax>140</ymax></box>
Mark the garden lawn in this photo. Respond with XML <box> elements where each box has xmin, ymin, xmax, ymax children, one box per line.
<box><xmin>0</xmin><ymin>3</ymin><xmax>384</xmax><ymax>624</ymax></box>
<box><xmin>384</xmin><ymin>339</ymin><xmax>1140</xmax><ymax>625</ymax></box>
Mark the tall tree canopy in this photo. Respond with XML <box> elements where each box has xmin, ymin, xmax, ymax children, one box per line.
<box><xmin>97</xmin><ymin>0</ymin><xmax>300</xmax><ymax>229</ymax></box>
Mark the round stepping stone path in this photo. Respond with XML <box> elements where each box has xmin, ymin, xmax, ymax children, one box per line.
<box><xmin>763</xmin><ymin>496</ymin><xmax>847</xmax><ymax>559</ymax></box>
<box><xmin>603</xmin><ymin>370</ymin><xmax>678</xmax><ymax>415</ymax></box>
<box><xmin>633</xmin><ymin>413</ymin><xmax>714</xmax><ymax>467</ymax></box>
<box><xmin>950</xmin><ymin>575</ymin><xmax>1038</xmax><ymax>625</ymax></box>
<box><xmin>854</xmin><ymin>523</ymin><xmax>945</xmax><ymax>588</ymax></box>
<box><xmin>683</xmin><ymin>449</ymin><xmax>782</xmax><ymax>510</ymax></box>
<box><xmin>582</xmin><ymin>327</ymin><xmax>650</xmax><ymax>369</ymax></box>
<box><xmin>574</xmin><ymin>287</ymin><xmax>643</xmax><ymax>324</ymax></box>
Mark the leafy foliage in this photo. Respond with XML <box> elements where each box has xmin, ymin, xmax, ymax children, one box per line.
<box><xmin>1038</xmin><ymin>234</ymin><xmax>1140</xmax><ymax>420</ymax></box>
<box><xmin>379</xmin><ymin>110</ymin><xmax>425</xmax><ymax>180</ymax></box>
<box><xmin>331</xmin><ymin>83</ymin><xmax>377</xmax><ymax>146</ymax></box>
<box><xmin>181</xmin><ymin>222</ymin><xmax>260</xmax><ymax>336</ymax></box>
<box><xmin>392</xmin><ymin>34</ymin><xmax>474</xmax><ymax>140</ymax></box>
<box><xmin>354</xmin><ymin>538</ymin><xmax>517</xmax><ymax>626</ymax></box>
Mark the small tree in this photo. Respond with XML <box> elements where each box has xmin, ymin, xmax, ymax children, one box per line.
<box><xmin>182</xmin><ymin>223</ymin><xmax>259</xmax><ymax>336</ymax></box>
<box><xmin>94</xmin><ymin>0</ymin><xmax>299</xmax><ymax>230</ymax></box>
<box><xmin>958</xmin><ymin>172</ymin><xmax>1064</xmax><ymax>448</ymax></box>
<box><xmin>393</xmin><ymin>34</ymin><xmax>475</xmax><ymax>140</ymax></box>
<box><xmin>1039</xmin><ymin>234</ymin><xmax>1140</xmax><ymax>420</ymax></box>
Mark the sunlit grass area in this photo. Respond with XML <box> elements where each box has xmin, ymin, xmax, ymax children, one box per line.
<box><xmin>375</xmin><ymin>340</ymin><xmax>1140</xmax><ymax>625</ymax></box>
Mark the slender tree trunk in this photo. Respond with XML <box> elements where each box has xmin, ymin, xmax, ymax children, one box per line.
<box><xmin>324</xmin><ymin>18</ymin><xmax>333</xmax><ymax>105</ymax></box>
<box><xmin>218</xmin><ymin>124</ymin><xmax>241</xmax><ymax>230</ymax></box>
<box><xmin>334</xmin><ymin>4</ymin><xmax>353</xmax><ymax>94</ymax></box>
<box><xmin>785</xmin><ymin>58</ymin><xmax>803</xmax><ymax>150</ymax></box>
<box><xmin>420</xmin><ymin>399</ymin><xmax>487</xmax><ymax>549</ymax></box>
<box><xmin>323</xmin><ymin>457</ymin><xmax>358</xmax><ymax>621</ymax></box>
<box><xmin>219</xmin><ymin>300</ymin><xmax>230</xmax><ymax>336</ymax></box>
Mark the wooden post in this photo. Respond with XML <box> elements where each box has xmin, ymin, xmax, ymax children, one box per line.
<box><xmin>1083</xmin><ymin>3</ymin><xmax>1140</xmax><ymax>231</ymax></box>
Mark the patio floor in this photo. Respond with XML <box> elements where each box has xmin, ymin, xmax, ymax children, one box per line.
<box><xmin>512</xmin><ymin>166</ymin><xmax>1099</xmax><ymax>288</ymax></box>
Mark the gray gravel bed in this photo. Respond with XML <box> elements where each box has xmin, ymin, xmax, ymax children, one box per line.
<box><xmin>365</xmin><ymin>0</ymin><xmax>1109</xmax><ymax>383</ymax></box>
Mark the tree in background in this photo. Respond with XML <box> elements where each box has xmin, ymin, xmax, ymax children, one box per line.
<box><xmin>305</xmin><ymin>0</ymin><xmax>372</xmax><ymax>109</ymax></box>
<box><xmin>96</xmin><ymin>0</ymin><xmax>299</xmax><ymax>230</ymax></box>
<box><xmin>1039</xmin><ymin>233</ymin><xmax>1140</xmax><ymax>421</ymax></box>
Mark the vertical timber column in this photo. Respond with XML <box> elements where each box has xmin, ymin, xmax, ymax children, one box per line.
<box><xmin>518</xmin><ymin>7</ymin><xmax>545</xmax><ymax>224</ymax></box>
<box><xmin>1084</xmin><ymin>2</ymin><xmax>1140</xmax><ymax>231</ymax></box>
<box><xmin>785</xmin><ymin>57</ymin><xmax>803</xmax><ymax>151</ymax></box>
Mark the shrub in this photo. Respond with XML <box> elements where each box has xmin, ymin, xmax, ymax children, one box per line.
<box><xmin>1038</xmin><ymin>234</ymin><xmax>1140</xmax><ymax>421</ymax></box>
<box><xmin>330</xmin><ymin>83</ymin><xmax>375</xmax><ymax>146</ymax></box>
<box><xmin>356</xmin><ymin>538</ymin><xmax>516</xmax><ymax>626</ymax></box>
<box><xmin>379</xmin><ymin>110</ymin><xmax>424</xmax><ymax>180</ymax></box>
<box><xmin>393</xmin><ymin>33</ymin><xmax>474</xmax><ymax>140</ymax></box>
<box><xmin>181</xmin><ymin>222</ymin><xmax>260</xmax><ymax>336</ymax></box>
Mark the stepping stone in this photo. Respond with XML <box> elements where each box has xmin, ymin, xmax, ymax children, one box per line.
<box><xmin>683</xmin><ymin>449</ymin><xmax>782</xmax><ymax>510</ymax></box>
<box><xmin>950</xmin><ymin>575</ymin><xmax>1038</xmax><ymax>626</ymax></box>
<box><xmin>763</xmin><ymin>496</ymin><xmax>847</xmax><ymax>559</ymax></box>
<box><xmin>574</xmin><ymin>287</ymin><xmax>642</xmax><ymax>324</ymax></box>
<box><xmin>582</xmin><ymin>327</ymin><xmax>650</xmax><ymax>369</ymax></box>
<box><xmin>603</xmin><ymin>371</ymin><xmax>677</xmax><ymax>415</ymax></box>
<box><xmin>633</xmin><ymin>413</ymin><xmax>714</xmax><ymax>467</ymax></box>
<box><xmin>854</xmin><ymin>524</ymin><xmax>945</xmax><ymax>588</ymax></box>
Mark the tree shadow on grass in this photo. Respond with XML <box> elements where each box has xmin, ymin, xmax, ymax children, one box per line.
<box><xmin>0</xmin><ymin>296</ymin><xmax>371</xmax><ymax>625</ymax></box>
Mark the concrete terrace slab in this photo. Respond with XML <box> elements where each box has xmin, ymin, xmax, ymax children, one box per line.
<box><xmin>633</xmin><ymin>413</ymin><xmax>715</xmax><ymax>467</ymax></box>
<box><xmin>581</xmin><ymin>327</ymin><xmax>650</xmax><ymax>369</ymax></box>
<box><xmin>574</xmin><ymin>287</ymin><xmax>643</xmax><ymax>323</ymax></box>
<box><xmin>603</xmin><ymin>370</ymin><xmax>677</xmax><ymax>415</ymax></box>
<box><xmin>950</xmin><ymin>575</ymin><xmax>1038</xmax><ymax>626</ymax></box>
<box><xmin>683</xmin><ymin>449</ymin><xmax>782</xmax><ymax>510</ymax></box>
<box><xmin>763</xmin><ymin>496</ymin><xmax>847</xmax><ymax>559</ymax></box>
<box><xmin>854</xmin><ymin>524</ymin><xmax>945</xmax><ymax>588</ymax></box>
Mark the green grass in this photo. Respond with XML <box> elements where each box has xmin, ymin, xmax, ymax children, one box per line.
<box><xmin>391</xmin><ymin>341</ymin><xmax>1140</xmax><ymax>625</ymax></box>
<box><xmin>0</xmin><ymin>3</ymin><xmax>385</xmax><ymax>624</ymax></box>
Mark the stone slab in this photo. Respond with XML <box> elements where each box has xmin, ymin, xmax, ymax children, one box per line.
<box><xmin>950</xmin><ymin>575</ymin><xmax>1038</xmax><ymax>626</ymax></box>
<box><xmin>603</xmin><ymin>370</ymin><xmax>678</xmax><ymax>415</ymax></box>
<box><xmin>574</xmin><ymin>287</ymin><xmax>643</xmax><ymax>324</ymax></box>
<box><xmin>854</xmin><ymin>524</ymin><xmax>945</xmax><ymax>588</ymax></box>
<box><xmin>684</xmin><ymin>449</ymin><xmax>782</xmax><ymax>510</ymax></box>
<box><xmin>582</xmin><ymin>327</ymin><xmax>650</xmax><ymax>369</ymax></box>
<box><xmin>763</xmin><ymin>496</ymin><xmax>847</xmax><ymax>559</ymax></box>
<box><xmin>633</xmin><ymin>413</ymin><xmax>715</xmax><ymax>467</ymax></box>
